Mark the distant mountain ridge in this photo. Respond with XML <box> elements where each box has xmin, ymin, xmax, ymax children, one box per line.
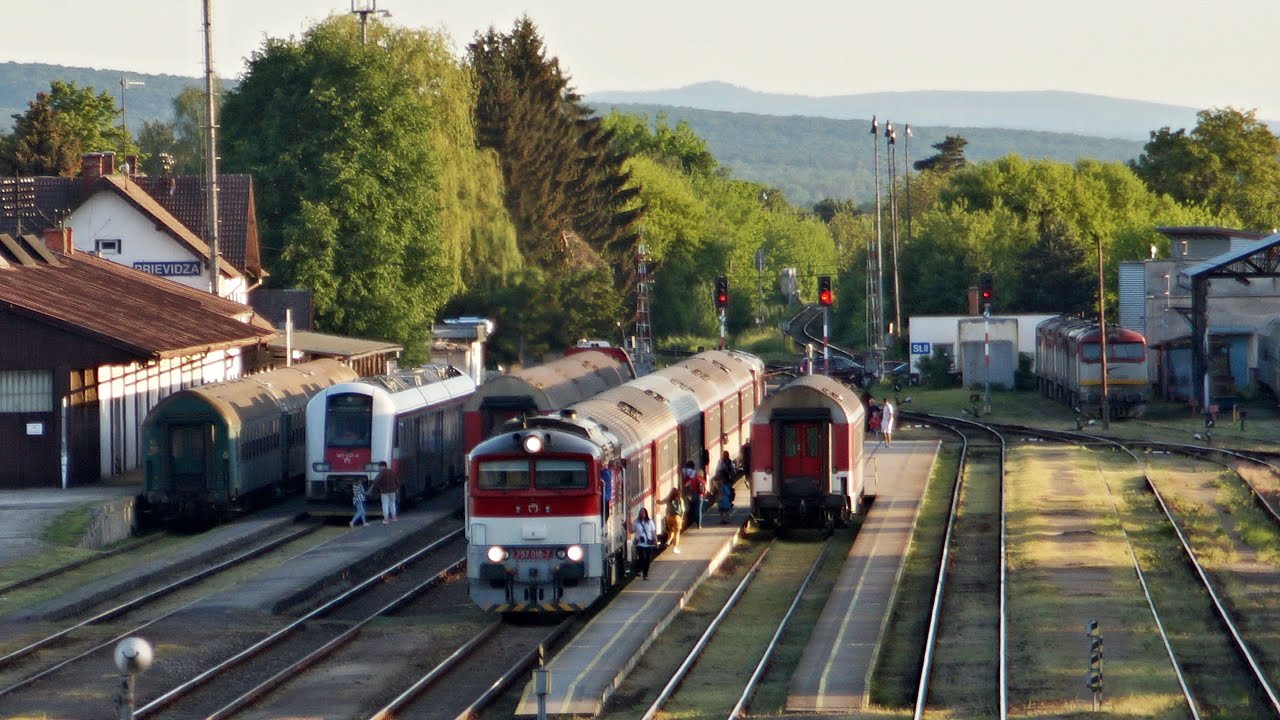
<box><xmin>590</xmin><ymin>102</ymin><xmax>1146</xmax><ymax>207</ymax></box>
<box><xmin>587</xmin><ymin>82</ymin><xmax>1216</xmax><ymax>140</ymax></box>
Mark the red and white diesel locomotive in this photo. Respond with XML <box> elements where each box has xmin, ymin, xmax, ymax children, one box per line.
<box><xmin>462</xmin><ymin>347</ymin><xmax>634</xmax><ymax>455</ymax></box>
<box><xmin>466</xmin><ymin>350</ymin><xmax>764</xmax><ymax>612</ymax></box>
<box><xmin>750</xmin><ymin>374</ymin><xmax>867</xmax><ymax>530</ymax></box>
<box><xmin>1035</xmin><ymin>315</ymin><xmax>1151</xmax><ymax>418</ymax></box>
<box><xmin>304</xmin><ymin>364</ymin><xmax>476</xmax><ymax>517</ymax></box>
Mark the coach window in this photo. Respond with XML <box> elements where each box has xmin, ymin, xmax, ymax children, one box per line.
<box><xmin>535</xmin><ymin>459</ymin><xmax>588</xmax><ymax>489</ymax></box>
<box><xmin>477</xmin><ymin>459</ymin><xmax>530</xmax><ymax>490</ymax></box>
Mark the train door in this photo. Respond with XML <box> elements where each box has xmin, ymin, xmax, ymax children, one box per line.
<box><xmin>779</xmin><ymin>420</ymin><xmax>828</xmax><ymax>500</ymax></box>
<box><xmin>168</xmin><ymin>423</ymin><xmax>213</xmax><ymax>491</ymax></box>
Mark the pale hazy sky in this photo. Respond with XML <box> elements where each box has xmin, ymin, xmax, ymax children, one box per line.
<box><xmin>4</xmin><ymin>0</ymin><xmax>1278</xmax><ymax>117</ymax></box>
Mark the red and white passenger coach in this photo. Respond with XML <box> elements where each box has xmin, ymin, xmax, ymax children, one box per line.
<box><xmin>305</xmin><ymin>364</ymin><xmax>476</xmax><ymax>516</ymax></box>
<box><xmin>466</xmin><ymin>350</ymin><xmax>764</xmax><ymax>612</ymax></box>
<box><xmin>750</xmin><ymin>374</ymin><xmax>866</xmax><ymax>530</ymax></box>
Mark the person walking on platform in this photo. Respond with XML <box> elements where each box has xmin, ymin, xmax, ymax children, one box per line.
<box><xmin>374</xmin><ymin>461</ymin><xmax>402</xmax><ymax>523</ymax></box>
<box><xmin>882</xmin><ymin>398</ymin><xmax>897</xmax><ymax>447</ymax></box>
<box><xmin>715</xmin><ymin>471</ymin><xmax>735</xmax><ymax>524</ymax></box>
<box><xmin>662</xmin><ymin>484</ymin><xmax>685</xmax><ymax>553</ymax></box>
<box><xmin>682</xmin><ymin>460</ymin><xmax>705</xmax><ymax>527</ymax></box>
<box><xmin>632</xmin><ymin>507</ymin><xmax>658</xmax><ymax>579</ymax></box>
<box><xmin>349</xmin><ymin>479</ymin><xmax>369</xmax><ymax>527</ymax></box>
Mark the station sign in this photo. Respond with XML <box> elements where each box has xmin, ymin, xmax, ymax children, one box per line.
<box><xmin>911</xmin><ymin>342</ymin><xmax>931</xmax><ymax>355</ymax></box>
<box><xmin>133</xmin><ymin>261</ymin><xmax>202</xmax><ymax>277</ymax></box>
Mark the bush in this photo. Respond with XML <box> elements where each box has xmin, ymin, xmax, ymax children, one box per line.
<box><xmin>1015</xmin><ymin>352</ymin><xmax>1036</xmax><ymax>390</ymax></box>
<box><xmin>917</xmin><ymin>347</ymin><xmax>959</xmax><ymax>390</ymax></box>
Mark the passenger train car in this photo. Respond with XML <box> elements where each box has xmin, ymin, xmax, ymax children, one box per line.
<box><xmin>465</xmin><ymin>350</ymin><xmax>765</xmax><ymax>612</ymax></box>
<box><xmin>750</xmin><ymin>374</ymin><xmax>866</xmax><ymax>530</ymax></box>
<box><xmin>1035</xmin><ymin>316</ymin><xmax>1151</xmax><ymax>418</ymax></box>
<box><xmin>462</xmin><ymin>349</ymin><xmax>634</xmax><ymax>455</ymax></box>
<box><xmin>141</xmin><ymin>360</ymin><xmax>360</xmax><ymax>525</ymax></box>
<box><xmin>305</xmin><ymin>364</ymin><xmax>476</xmax><ymax>517</ymax></box>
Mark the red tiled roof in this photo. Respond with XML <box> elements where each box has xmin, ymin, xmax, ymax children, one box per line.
<box><xmin>131</xmin><ymin>174</ymin><xmax>260</xmax><ymax>276</ymax></box>
<box><xmin>95</xmin><ymin>176</ymin><xmax>242</xmax><ymax>279</ymax></box>
<box><xmin>0</xmin><ymin>173</ymin><xmax>261</xmax><ymax>279</ymax></box>
<box><xmin>0</xmin><ymin>233</ymin><xmax>275</xmax><ymax>359</ymax></box>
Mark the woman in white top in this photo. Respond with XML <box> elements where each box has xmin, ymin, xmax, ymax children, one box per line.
<box><xmin>882</xmin><ymin>399</ymin><xmax>897</xmax><ymax>446</ymax></box>
<box><xmin>632</xmin><ymin>508</ymin><xmax>658</xmax><ymax>579</ymax></box>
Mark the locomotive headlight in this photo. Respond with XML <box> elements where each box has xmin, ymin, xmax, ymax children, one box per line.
<box><xmin>522</xmin><ymin>434</ymin><xmax>544</xmax><ymax>454</ymax></box>
<box><xmin>566</xmin><ymin>544</ymin><xmax>585</xmax><ymax>562</ymax></box>
<box><xmin>312</xmin><ymin>462</ymin><xmax>331</xmax><ymax>473</ymax></box>
<box><xmin>486</xmin><ymin>545</ymin><xmax>508</xmax><ymax>563</ymax></box>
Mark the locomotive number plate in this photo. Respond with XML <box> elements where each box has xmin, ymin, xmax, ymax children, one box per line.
<box><xmin>512</xmin><ymin>548</ymin><xmax>554</xmax><ymax>560</ymax></box>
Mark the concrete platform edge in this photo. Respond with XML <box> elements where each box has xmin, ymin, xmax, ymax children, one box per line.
<box><xmin>861</xmin><ymin>441</ymin><xmax>941</xmax><ymax>707</ymax></box>
<box><xmin>269</xmin><ymin>520</ymin><xmax>448</xmax><ymax>615</ymax></box>
<box><xmin>597</xmin><ymin>525</ymin><xmax>741</xmax><ymax>714</ymax></box>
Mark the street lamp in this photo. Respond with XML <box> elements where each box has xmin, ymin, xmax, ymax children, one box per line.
<box><xmin>113</xmin><ymin>637</ymin><xmax>153</xmax><ymax>719</ymax></box>
<box><xmin>119</xmin><ymin>77</ymin><xmax>145</xmax><ymax>136</ymax></box>
<box><xmin>352</xmin><ymin>0</ymin><xmax>392</xmax><ymax>45</ymax></box>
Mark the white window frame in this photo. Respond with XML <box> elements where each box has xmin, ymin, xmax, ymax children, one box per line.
<box><xmin>95</xmin><ymin>238</ymin><xmax>122</xmax><ymax>255</ymax></box>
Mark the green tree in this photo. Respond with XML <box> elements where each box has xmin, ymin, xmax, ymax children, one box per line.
<box><xmin>2</xmin><ymin>92</ymin><xmax>81</xmax><ymax>175</ymax></box>
<box><xmin>137</xmin><ymin>86</ymin><xmax>209</xmax><ymax>176</ymax></box>
<box><xmin>1131</xmin><ymin>107</ymin><xmax>1280</xmax><ymax>230</ymax></box>
<box><xmin>1015</xmin><ymin>215</ymin><xmax>1094</xmax><ymax>313</ymax></box>
<box><xmin>470</xmin><ymin>17</ymin><xmax>641</xmax><ymax>275</ymax></box>
<box><xmin>46</xmin><ymin>81</ymin><xmax>136</xmax><ymax>157</ymax></box>
<box><xmin>220</xmin><ymin>17</ymin><xmax>472</xmax><ymax>359</ymax></box>
<box><xmin>914</xmin><ymin>135</ymin><xmax>968</xmax><ymax>173</ymax></box>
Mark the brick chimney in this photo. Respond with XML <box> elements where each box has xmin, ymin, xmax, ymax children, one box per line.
<box><xmin>42</xmin><ymin>227</ymin><xmax>74</xmax><ymax>255</ymax></box>
<box><xmin>80</xmin><ymin>152</ymin><xmax>106</xmax><ymax>179</ymax></box>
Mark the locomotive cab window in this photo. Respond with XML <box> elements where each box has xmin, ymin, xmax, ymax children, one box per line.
<box><xmin>535</xmin><ymin>459</ymin><xmax>589</xmax><ymax>489</ymax></box>
<box><xmin>326</xmin><ymin>394</ymin><xmax>372</xmax><ymax>447</ymax></box>
<box><xmin>477</xmin><ymin>459</ymin><xmax>530</xmax><ymax>490</ymax></box>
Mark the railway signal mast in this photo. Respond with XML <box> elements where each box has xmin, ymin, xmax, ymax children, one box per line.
<box><xmin>980</xmin><ymin>272</ymin><xmax>994</xmax><ymax>414</ymax></box>
<box><xmin>818</xmin><ymin>275</ymin><xmax>833</xmax><ymax>373</ymax></box>
<box><xmin>714</xmin><ymin>276</ymin><xmax>729</xmax><ymax>349</ymax></box>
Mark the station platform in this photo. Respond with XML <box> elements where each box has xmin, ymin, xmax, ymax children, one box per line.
<box><xmin>786</xmin><ymin>439</ymin><xmax>939</xmax><ymax>713</ymax></box>
<box><xmin>515</xmin><ymin>492</ymin><xmax>748</xmax><ymax>717</ymax></box>
<box><xmin>188</xmin><ymin>488</ymin><xmax>461</xmax><ymax>614</ymax></box>
<box><xmin>4</xmin><ymin>504</ymin><xmax>297</xmax><ymax>623</ymax></box>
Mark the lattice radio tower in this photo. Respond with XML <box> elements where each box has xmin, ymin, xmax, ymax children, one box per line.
<box><xmin>632</xmin><ymin>244</ymin><xmax>656</xmax><ymax>375</ymax></box>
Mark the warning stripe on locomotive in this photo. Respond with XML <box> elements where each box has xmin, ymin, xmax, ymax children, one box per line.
<box><xmin>488</xmin><ymin>602</ymin><xmax>583</xmax><ymax>612</ymax></box>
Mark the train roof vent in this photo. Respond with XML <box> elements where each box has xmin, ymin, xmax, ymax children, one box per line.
<box><xmin>667</xmin><ymin>378</ymin><xmax>693</xmax><ymax>393</ymax></box>
<box><xmin>616</xmin><ymin>401</ymin><xmax>642</xmax><ymax>421</ymax></box>
<box><xmin>642</xmin><ymin>388</ymin><xmax>668</xmax><ymax>403</ymax></box>
<box><xmin>561</xmin><ymin>408</ymin><xmax>576</xmax><ymax>419</ymax></box>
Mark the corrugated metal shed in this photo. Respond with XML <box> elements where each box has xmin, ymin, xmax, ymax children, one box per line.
<box><xmin>0</xmin><ymin>233</ymin><xmax>274</xmax><ymax>359</ymax></box>
<box><xmin>267</xmin><ymin>331</ymin><xmax>401</xmax><ymax>360</ymax></box>
<box><xmin>1117</xmin><ymin>261</ymin><xmax>1146</xmax><ymax>332</ymax></box>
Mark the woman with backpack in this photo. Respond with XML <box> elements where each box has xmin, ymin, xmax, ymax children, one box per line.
<box><xmin>715</xmin><ymin>451</ymin><xmax>736</xmax><ymax>525</ymax></box>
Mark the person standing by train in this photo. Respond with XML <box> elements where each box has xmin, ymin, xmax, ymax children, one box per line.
<box><xmin>662</xmin><ymin>484</ymin><xmax>685</xmax><ymax>553</ymax></box>
<box><xmin>374</xmin><ymin>461</ymin><xmax>402</xmax><ymax>523</ymax></box>
<box><xmin>349</xmin><ymin>479</ymin><xmax>369</xmax><ymax>527</ymax></box>
<box><xmin>682</xmin><ymin>460</ymin><xmax>705</xmax><ymax>527</ymax></box>
<box><xmin>632</xmin><ymin>507</ymin><xmax>658</xmax><ymax>579</ymax></box>
<box><xmin>882</xmin><ymin>398</ymin><xmax>897</xmax><ymax>447</ymax></box>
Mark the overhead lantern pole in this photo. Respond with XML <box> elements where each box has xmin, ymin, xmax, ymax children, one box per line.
<box><xmin>202</xmin><ymin>0</ymin><xmax>221</xmax><ymax>297</ymax></box>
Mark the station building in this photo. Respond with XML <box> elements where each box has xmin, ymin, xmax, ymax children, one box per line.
<box><xmin>0</xmin><ymin>232</ymin><xmax>276</xmax><ymax>489</ymax></box>
<box><xmin>1118</xmin><ymin>226</ymin><xmax>1280</xmax><ymax>405</ymax></box>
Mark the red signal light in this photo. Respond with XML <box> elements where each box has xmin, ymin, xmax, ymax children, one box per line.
<box><xmin>819</xmin><ymin>288</ymin><xmax>833</xmax><ymax>306</ymax></box>
<box><xmin>818</xmin><ymin>275</ymin><xmax>833</xmax><ymax>307</ymax></box>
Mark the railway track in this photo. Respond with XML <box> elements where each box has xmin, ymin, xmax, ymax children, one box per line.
<box><xmin>907</xmin><ymin>414</ymin><xmax>1007</xmax><ymax>719</ymax></box>
<box><xmin>0</xmin><ymin>523</ymin><xmax>324</xmax><ymax>697</ymax></box>
<box><xmin>908</xmin><ymin>413</ymin><xmax>1280</xmax><ymax>716</ymax></box>
<box><xmin>134</xmin><ymin>531</ymin><xmax>466</xmax><ymax>719</ymax></box>
<box><xmin>0</xmin><ymin>530</ymin><xmax>167</xmax><ymax>597</ymax></box>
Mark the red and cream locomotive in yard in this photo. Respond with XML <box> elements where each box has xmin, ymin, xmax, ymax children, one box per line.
<box><xmin>465</xmin><ymin>350</ymin><xmax>764</xmax><ymax>612</ymax></box>
<box><xmin>749</xmin><ymin>374</ymin><xmax>867</xmax><ymax>530</ymax></box>
<box><xmin>1035</xmin><ymin>315</ymin><xmax>1151</xmax><ymax>418</ymax></box>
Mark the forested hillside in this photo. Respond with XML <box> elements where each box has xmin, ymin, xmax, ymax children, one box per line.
<box><xmin>592</xmin><ymin>103</ymin><xmax>1145</xmax><ymax>207</ymax></box>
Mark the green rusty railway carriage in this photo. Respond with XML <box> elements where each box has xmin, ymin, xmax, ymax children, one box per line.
<box><xmin>142</xmin><ymin>360</ymin><xmax>359</xmax><ymax>524</ymax></box>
